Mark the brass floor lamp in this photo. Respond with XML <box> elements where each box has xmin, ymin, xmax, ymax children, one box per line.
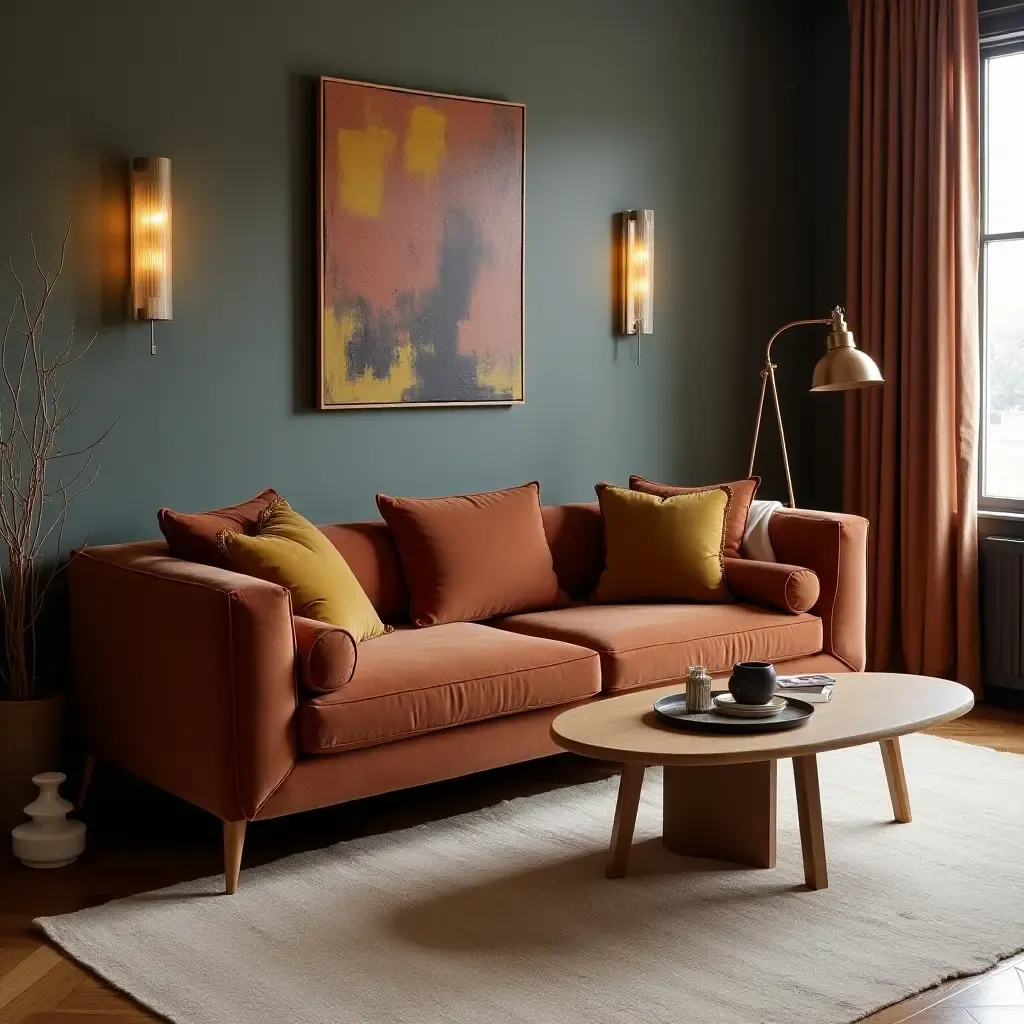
<box><xmin>748</xmin><ymin>307</ymin><xmax>883</xmax><ymax>508</ymax></box>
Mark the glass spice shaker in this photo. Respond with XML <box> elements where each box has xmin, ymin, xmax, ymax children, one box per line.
<box><xmin>685</xmin><ymin>665</ymin><xmax>713</xmax><ymax>713</ymax></box>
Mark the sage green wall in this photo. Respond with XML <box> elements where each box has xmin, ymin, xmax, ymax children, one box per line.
<box><xmin>807</xmin><ymin>0</ymin><xmax>852</xmax><ymax>512</ymax></box>
<box><xmin>1</xmin><ymin>0</ymin><xmax>826</xmax><ymax>560</ymax></box>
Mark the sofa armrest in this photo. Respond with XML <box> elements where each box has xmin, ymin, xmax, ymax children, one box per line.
<box><xmin>768</xmin><ymin>509</ymin><xmax>868</xmax><ymax>671</ymax></box>
<box><xmin>69</xmin><ymin>542</ymin><xmax>298</xmax><ymax>821</ymax></box>
<box><xmin>723</xmin><ymin>558</ymin><xmax>820</xmax><ymax>614</ymax></box>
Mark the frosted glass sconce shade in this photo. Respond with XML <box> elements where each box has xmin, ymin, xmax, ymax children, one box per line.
<box><xmin>620</xmin><ymin>209</ymin><xmax>653</xmax><ymax>336</ymax></box>
<box><xmin>130</xmin><ymin>157</ymin><xmax>172</xmax><ymax>321</ymax></box>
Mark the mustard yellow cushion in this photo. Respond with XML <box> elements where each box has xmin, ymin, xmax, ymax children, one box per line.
<box><xmin>594</xmin><ymin>483</ymin><xmax>730</xmax><ymax>603</ymax></box>
<box><xmin>220</xmin><ymin>499</ymin><xmax>390</xmax><ymax>642</ymax></box>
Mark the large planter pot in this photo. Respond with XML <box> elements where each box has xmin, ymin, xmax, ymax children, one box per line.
<box><xmin>0</xmin><ymin>693</ymin><xmax>65</xmax><ymax>833</ymax></box>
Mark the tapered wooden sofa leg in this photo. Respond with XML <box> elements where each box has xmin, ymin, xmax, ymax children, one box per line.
<box><xmin>223</xmin><ymin>820</ymin><xmax>247</xmax><ymax>895</ymax></box>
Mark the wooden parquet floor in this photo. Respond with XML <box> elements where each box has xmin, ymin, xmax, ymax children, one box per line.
<box><xmin>0</xmin><ymin>702</ymin><xmax>1022</xmax><ymax>1023</ymax></box>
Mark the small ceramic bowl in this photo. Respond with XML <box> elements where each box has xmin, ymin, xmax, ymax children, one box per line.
<box><xmin>728</xmin><ymin>661</ymin><xmax>777</xmax><ymax>705</ymax></box>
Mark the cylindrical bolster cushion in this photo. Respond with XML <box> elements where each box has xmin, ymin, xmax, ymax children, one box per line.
<box><xmin>293</xmin><ymin>615</ymin><xmax>358</xmax><ymax>694</ymax></box>
<box><xmin>723</xmin><ymin>558</ymin><xmax>820</xmax><ymax>614</ymax></box>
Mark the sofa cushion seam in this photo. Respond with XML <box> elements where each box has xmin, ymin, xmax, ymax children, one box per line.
<box><xmin>254</xmin><ymin>605</ymin><xmax>302</xmax><ymax>817</ymax></box>
<box><xmin>310</xmin><ymin>650</ymin><xmax>600</xmax><ymax>708</ymax></box>
<box><xmin>828</xmin><ymin>521</ymin><xmax>857</xmax><ymax>671</ymax></box>
<box><xmin>225</xmin><ymin>592</ymin><xmax>246</xmax><ymax>822</ymax></box>
<box><xmin>603</xmin><ymin>653</ymin><xmax>848</xmax><ymax>692</ymax></box>
<box><xmin>502</xmin><ymin>616</ymin><xmax>821</xmax><ymax>657</ymax></box>
<box><xmin>73</xmin><ymin>549</ymin><xmax>286</xmax><ymax>599</ymax></box>
<box><xmin>302</xmin><ymin>687</ymin><xmax>601</xmax><ymax>753</ymax></box>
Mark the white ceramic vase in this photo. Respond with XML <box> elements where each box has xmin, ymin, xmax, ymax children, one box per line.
<box><xmin>11</xmin><ymin>771</ymin><xmax>86</xmax><ymax>868</ymax></box>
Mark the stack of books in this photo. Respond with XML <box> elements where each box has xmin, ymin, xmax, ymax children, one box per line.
<box><xmin>776</xmin><ymin>673</ymin><xmax>835</xmax><ymax>703</ymax></box>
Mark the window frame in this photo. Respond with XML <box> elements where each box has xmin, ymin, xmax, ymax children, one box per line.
<box><xmin>979</xmin><ymin>34</ymin><xmax>1024</xmax><ymax>515</ymax></box>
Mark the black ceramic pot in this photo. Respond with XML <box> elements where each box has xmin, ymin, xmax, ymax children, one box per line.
<box><xmin>728</xmin><ymin>661</ymin><xmax>777</xmax><ymax>705</ymax></box>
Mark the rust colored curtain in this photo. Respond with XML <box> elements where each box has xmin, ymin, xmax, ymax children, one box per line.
<box><xmin>844</xmin><ymin>0</ymin><xmax>981</xmax><ymax>691</ymax></box>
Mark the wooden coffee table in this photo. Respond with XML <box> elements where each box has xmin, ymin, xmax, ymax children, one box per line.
<box><xmin>550</xmin><ymin>672</ymin><xmax>973</xmax><ymax>890</ymax></box>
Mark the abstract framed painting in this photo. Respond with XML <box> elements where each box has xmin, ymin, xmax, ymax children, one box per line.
<box><xmin>317</xmin><ymin>76</ymin><xmax>525</xmax><ymax>410</ymax></box>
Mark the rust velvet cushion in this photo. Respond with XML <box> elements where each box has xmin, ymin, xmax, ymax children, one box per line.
<box><xmin>629</xmin><ymin>475</ymin><xmax>759</xmax><ymax>558</ymax></box>
<box><xmin>593</xmin><ymin>483</ymin><xmax>730</xmax><ymax>603</ymax></box>
<box><xmin>158</xmin><ymin>488</ymin><xmax>280</xmax><ymax>567</ymax></box>
<box><xmin>723</xmin><ymin>557</ymin><xmax>820</xmax><ymax>614</ymax></box>
<box><xmin>293</xmin><ymin>615</ymin><xmax>358</xmax><ymax>694</ymax></box>
<box><xmin>299</xmin><ymin>622</ymin><xmax>601</xmax><ymax>754</ymax></box>
<box><xmin>375</xmin><ymin>482</ymin><xmax>565</xmax><ymax>627</ymax></box>
<box><xmin>495</xmin><ymin>602</ymin><xmax>823</xmax><ymax>692</ymax></box>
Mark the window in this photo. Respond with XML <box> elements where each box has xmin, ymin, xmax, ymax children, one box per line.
<box><xmin>981</xmin><ymin>41</ymin><xmax>1024</xmax><ymax>509</ymax></box>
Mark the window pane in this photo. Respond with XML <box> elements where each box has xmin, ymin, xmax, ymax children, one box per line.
<box><xmin>983</xmin><ymin>239</ymin><xmax>1024</xmax><ymax>500</ymax></box>
<box><xmin>986</xmin><ymin>51</ymin><xmax>1024</xmax><ymax>234</ymax></box>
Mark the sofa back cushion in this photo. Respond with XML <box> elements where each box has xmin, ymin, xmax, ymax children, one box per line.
<box><xmin>156</xmin><ymin>496</ymin><xmax>607</xmax><ymax>624</ymax></box>
<box><xmin>376</xmin><ymin>482</ymin><xmax>566</xmax><ymax>627</ymax></box>
<box><xmin>316</xmin><ymin>505</ymin><xmax>606</xmax><ymax>623</ymax></box>
<box><xmin>541</xmin><ymin>503</ymin><xmax>604</xmax><ymax>599</ymax></box>
<box><xmin>318</xmin><ymin>521</ymin><xmax>410</xmax><ymax>624</ymax></box>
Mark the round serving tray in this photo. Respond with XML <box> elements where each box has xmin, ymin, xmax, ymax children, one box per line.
<box><xmin>653</xmin><ymin>690</ymin><xmax>814</xmax><ymax>733</ymax></box>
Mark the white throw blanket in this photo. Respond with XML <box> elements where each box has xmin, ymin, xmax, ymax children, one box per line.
<box><xmin>742</xmin><ymin>499</ymin><xmax>784</xmax><ymax>561</ymax></box>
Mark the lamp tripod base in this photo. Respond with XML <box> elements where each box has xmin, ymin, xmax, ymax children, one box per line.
<box><xmin>748</xmin><ymin>360</ymin><xmax>796</xmax><ymax>509</ymax></box>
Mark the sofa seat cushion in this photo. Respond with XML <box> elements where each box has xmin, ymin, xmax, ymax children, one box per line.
<box><xmin>299</xmin><ymin>622</ymin><xmax>601</xmax><ymax>754</ymax></box>
<box><xmin>493</xmin><ymin>603</ymin><xmax>823</xmax><ymax>692</ymax></box>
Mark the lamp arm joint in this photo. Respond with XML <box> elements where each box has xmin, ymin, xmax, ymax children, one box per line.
<box><xmin>763</xmin><ymin>317</ymin><xmax>832</xmax><ymax>366</ymax></box>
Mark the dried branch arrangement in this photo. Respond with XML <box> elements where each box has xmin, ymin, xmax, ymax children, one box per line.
<box><xmin>0</xmin><ymin>226</ymin><xmax>112</xmax><ymax>700</ymax></box>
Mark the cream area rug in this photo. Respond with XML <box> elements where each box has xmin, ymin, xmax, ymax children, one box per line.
<box><xmin>39</xmin><ymin>735</ymin><xmax>1024</xmax><ymax>1024</ymax></box>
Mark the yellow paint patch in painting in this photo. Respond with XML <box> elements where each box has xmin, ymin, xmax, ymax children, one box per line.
<box><xmin>323</xmin><ymin>306</ymin><xmax>417</xmax><ymax>405</ymax></box>
<box><xmin>323</xmin><ymin>307</ymin><xmax>359</xmax><ymax>402</ymax></box>
<box><xmin>403</xmin><ymin>105</ymin><xmax>446</xmax><ymax>182</ymax></box>
<box><xmin>476</xmin><ymin>355</ymin><xmax>523</xmax><ymax>400</ymax></box>
<box><xmin>337</xmin><ymin>126</ymin><xmax>396</xmax><ymax>217</ymax></box>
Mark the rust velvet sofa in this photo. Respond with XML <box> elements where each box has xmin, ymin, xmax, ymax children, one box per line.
<box><xmin>69</xmin><ymin>502</ymin><xmax>867</xmax><ymax>893</ymax></box>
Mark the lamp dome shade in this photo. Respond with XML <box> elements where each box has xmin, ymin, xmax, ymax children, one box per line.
<box><xmin>811</xmin><ymin>347</ymin><xmax>884</xmax><ymax>392</ymax></box>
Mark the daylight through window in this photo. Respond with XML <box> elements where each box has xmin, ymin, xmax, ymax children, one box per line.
<box><xmin>982</xmin><ymin>45</ymin><xmax>1024</xmax><ymax>505</ymax></box>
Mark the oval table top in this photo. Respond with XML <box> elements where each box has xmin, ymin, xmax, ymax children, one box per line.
<box><xmin>550</xmin><ymin>672</ymin><xmax>974</xmax><ymax>767</ymax></box>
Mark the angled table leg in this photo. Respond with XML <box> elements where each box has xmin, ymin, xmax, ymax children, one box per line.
<box><xmin>879</xmin><ymin>737</ymin><xmax>912</xmax><ymax>823</ymax></box>
<box><xmin>606</xmin><ymin>763</ymin><xmax>646</xmax><ymax>879</ymax></box>
<box><xmin>793</xmin><ymin>753</ymin><xmax>828</xmax><ymax>890</ymax></box>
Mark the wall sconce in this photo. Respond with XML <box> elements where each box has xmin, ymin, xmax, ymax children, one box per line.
<box><xmin>619</xmin><ymin>209</ymin><xmax>653</xmax><ymax>365</ymax></box>
<box><xmin>130</xmin><ymin>156</ymin><xmax>172</xmax><ymax>354</ymax></box>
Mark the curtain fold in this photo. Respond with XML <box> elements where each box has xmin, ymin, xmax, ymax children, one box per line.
<box><xmin>844</xmin><ymin>0</ymin><xmax>981</xmax><ymax>691</ymax></box>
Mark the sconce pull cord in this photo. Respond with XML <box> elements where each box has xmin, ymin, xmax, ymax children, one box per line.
<box><xmin>150</xmin><ymin>320</ymin><xmax>156</xmax><ymax>356</ymax></box>
<box><xmin>634</xmin><ymin>317</ymin><xmax>643</xmax><ymax>366</ymax></box>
